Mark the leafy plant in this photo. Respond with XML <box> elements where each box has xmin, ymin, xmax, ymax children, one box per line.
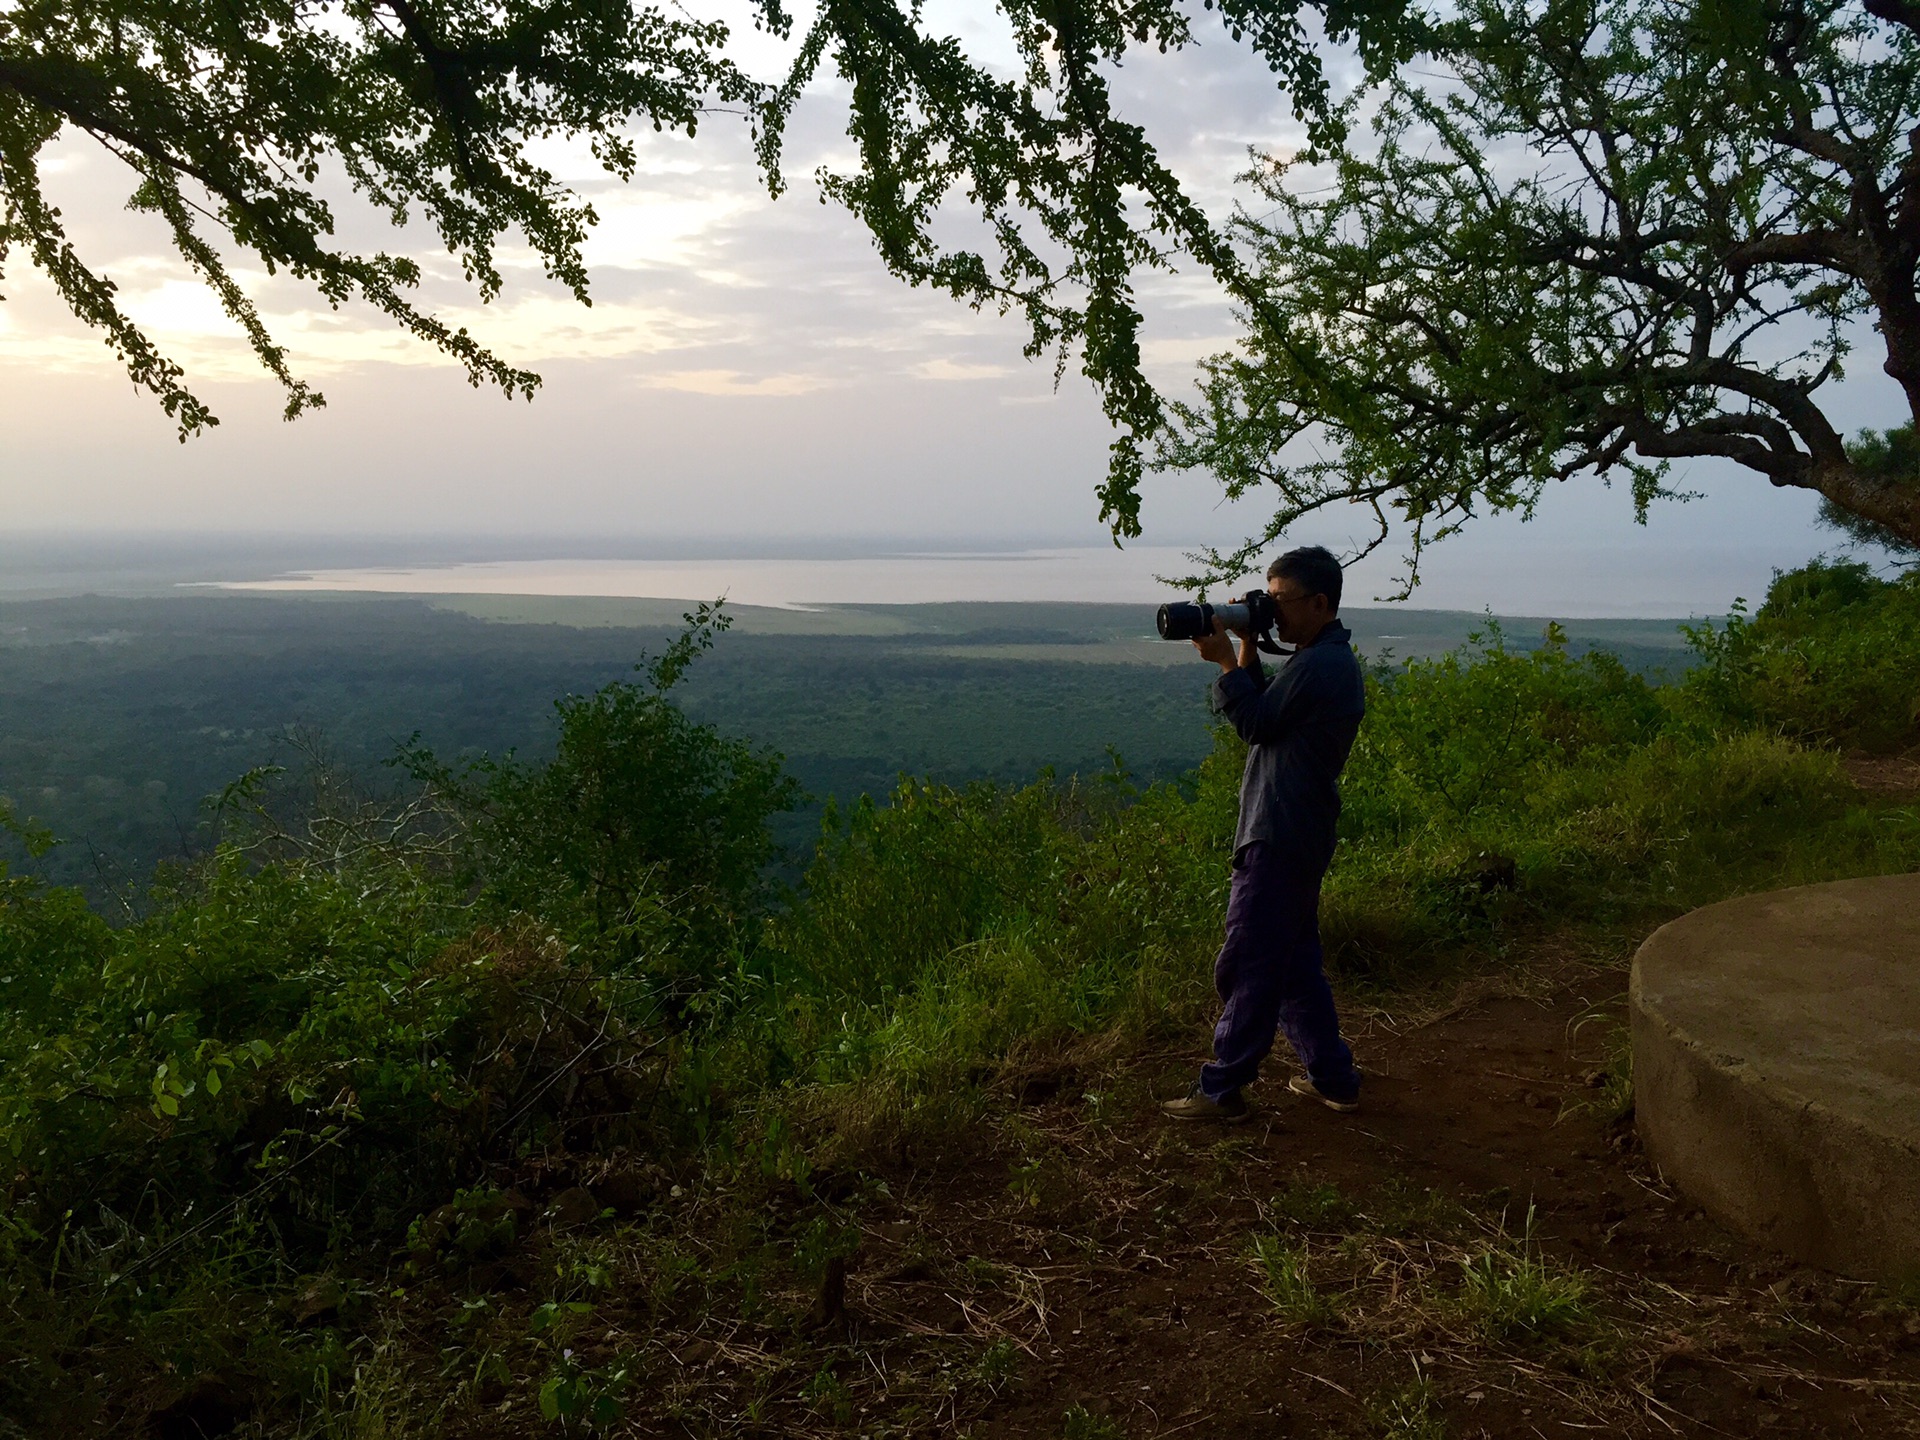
<box><xmin>1367</xmin><ymin>1379</ymin><xmax>1448</xmax><ymax>1440</ymax></box>
<box><xmin>400</xmin><ymin>602</ymin><xmax>800</xmax><ymax>1017</ymax></box>
<box><xmin>1458</xmin><ymin>1213</ymin><xmax>1594</xmax><ymax>1343</ymax></box>
<box><xmin>1680</xmin><ymin>562</ymin><xmax>1920</xmax><ymax>751</ymax></box>
<box><xmin>536</xmin><ymin>1352</ymin><xmax>631</xmax><ymax>1431</ymax></box>
<box><xmin>800</xmin><ymin>1364</ymin><xmax>855</xmax><ymax>1425</ymax></box>
<box><xmin>1250</xmin><ymin>1233</ymin><xmax>1342</xmax><ymax>1328</ymax></box>
<box><xmin>1063</xmin><ymin>1404</ymin><xmax>1127</xmax><ymax>1440</ymax></box>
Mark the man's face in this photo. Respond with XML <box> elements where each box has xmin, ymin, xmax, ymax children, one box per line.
<box><xmin>1267</xmin><ymin>574</ymin><xmax>1334</xmax><ymax>646</ymax></box>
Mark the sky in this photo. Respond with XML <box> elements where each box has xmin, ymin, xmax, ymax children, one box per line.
<box><xmin>0</xmin><ymin>2</ymin><xmax>1905</xmax><ymax>611</ymax></box>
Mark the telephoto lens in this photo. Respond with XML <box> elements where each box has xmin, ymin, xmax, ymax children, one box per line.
<box><xmin>1156</xmin><ymin>601</ymin><xmax>1215</xmax><ymax>641</ymax></box>
<box><xmin>1156</xmin><ymin>591</ymin><xmax>1276</xmax><ymax>641</ymax></box>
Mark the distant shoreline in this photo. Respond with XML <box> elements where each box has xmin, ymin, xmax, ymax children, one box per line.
<box><xmin>0</xmin><ymin>532</ymin><xmax>1763</xmax><ymax>620</ymax></box>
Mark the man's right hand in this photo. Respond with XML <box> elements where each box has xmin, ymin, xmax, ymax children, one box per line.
<box><xmin>1193</xmin><ymin>619</ymin><xmax>1239</xmax><ymax>672</ymax></box>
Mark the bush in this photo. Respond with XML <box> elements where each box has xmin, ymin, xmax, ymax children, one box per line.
<box><xmin>1680</xmin><ymin>560</ymin><xmax>1920</xmax><ymax>751</ymax></box>
<box><xmin>752</xmin><ymin>769</ymin><xmax>1233</xmax><ymax>1139</ymax></box>
<box><xmin>400</xmin><ymin>602</ymin><xmax>800</xmax><ymax>1017</ymax></box>
<box><xmin>1311</xmin><ymin>609</ymin><xmax>1918</xmax><ymax>966</ymax></box>
<box><xmin>0</xmin><ymin>612</ymin><xmax>803</xmax><ymax>1429</ymax></box>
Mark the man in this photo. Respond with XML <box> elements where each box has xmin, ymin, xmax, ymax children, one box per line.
<box><xmin>1162</xmin><ymin>545</ymin><xmax>1366</xmax><ymax>1123</ymax></box>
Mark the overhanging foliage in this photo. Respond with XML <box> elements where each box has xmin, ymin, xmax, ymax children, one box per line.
<box><xmin>1159</xmin><ymin>0</ymin><xmax>1920</xmax><ymax>583</ymax></box>
<box><xmin>0</xmin><ymin>0</ymin><xmax>1419</xmax><ymax>533</ymax></box>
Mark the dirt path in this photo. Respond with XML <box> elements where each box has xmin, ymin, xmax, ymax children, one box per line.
<box><xmin>809</xmin><ymin>970</ymin><xmax>1920</xmax><ymax>1438</ymax></box>
<box><xmin>1844</xmin><ymin>749</ymin><xmax>1920</xmax><ymax>799</ymax></box>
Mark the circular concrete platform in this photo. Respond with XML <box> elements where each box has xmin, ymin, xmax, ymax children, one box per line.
<box><xmin>1631</xmin><ymin>873</ymin><xmax>1920</xmax><ymax>1281</ymax></box>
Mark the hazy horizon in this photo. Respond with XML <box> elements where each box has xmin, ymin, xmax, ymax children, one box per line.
<box><xmin>0</xmin><ymin>520</ymin><xmax>1893</xmax><ymax>617</ymax></box>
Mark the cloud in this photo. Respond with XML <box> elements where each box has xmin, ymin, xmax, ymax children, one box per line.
<box><xmin>911</xmin><ymin>358</ymin><xmax>1013</xmax><ymax>381</ymax></box>
<box><xmin>642</xmin><ymin>368</ymin><xmax>825</xmax><ymax>395</ymax></box>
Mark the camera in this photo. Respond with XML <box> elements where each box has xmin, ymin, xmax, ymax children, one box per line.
<box><xmin>1157</xmin><ymin>590</ymin><xmax>1278</xmax><ymax>643</ymax></box>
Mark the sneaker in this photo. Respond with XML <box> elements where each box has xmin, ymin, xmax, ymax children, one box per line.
<box><xmin>1287</xmin><ymin>1074</ymin><xmax>1360</xmax><ymax>1113</ymax></box>
<box><xmin>1161</xmin><ymin>1084</ymin><xmax>1250</xmax><ymax>1123</ymax></box>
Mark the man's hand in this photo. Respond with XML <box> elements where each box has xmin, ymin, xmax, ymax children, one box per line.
<box><xmin>1193</xmin><ymin>620</ymin><xmax>1239</xmax><ymax>672</ymax></box>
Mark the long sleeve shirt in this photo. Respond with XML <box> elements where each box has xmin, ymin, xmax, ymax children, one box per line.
<box><xmin>1210</xmin><ymin>619</ymin><xmax>1366</xmax><ymax>871</ymax></box>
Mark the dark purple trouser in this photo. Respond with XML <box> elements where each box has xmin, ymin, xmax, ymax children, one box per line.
<box><xmin>1199</xmin><ymin>840</ymin><xmax>1358</xmax><ymax>1103</ymax></box>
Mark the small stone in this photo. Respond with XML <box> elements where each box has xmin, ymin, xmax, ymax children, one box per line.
<box><xmin>544</xmin><ymin>1187</ymin><xmax>602</xmax><ymax>1230</ymax></box>
<box><xmin>290</xmin><ymin>1275</ymin><xmax>345</xmax><ymax>1325</ymax></box>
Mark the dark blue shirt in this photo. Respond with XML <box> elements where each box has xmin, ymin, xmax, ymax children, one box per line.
<box><xmin>1210</xmin><ymin>619</ymin><xmax>1366</xmax><ymax>871</ymax></box>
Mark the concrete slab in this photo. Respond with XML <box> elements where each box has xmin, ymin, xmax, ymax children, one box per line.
<box><xmin>1631</xmin><ymin>873</ymin><xmax>1920</xmax><ymax>1280</ymax></box>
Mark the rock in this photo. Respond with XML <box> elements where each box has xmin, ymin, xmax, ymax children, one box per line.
<box><xmin>289</xmin><ymin>1274</ymin><xmax>345</xmax><ymax>1325</ymax></box>
<box><xmin>544</xmin><ymin>1186</ymin><xmax>604</xmax><ymax>1230</ymax></box>
<box><xmin>148</xmin><ymin>1374</ymin><xmax>243</xmax><ymax>1440</ymax></box>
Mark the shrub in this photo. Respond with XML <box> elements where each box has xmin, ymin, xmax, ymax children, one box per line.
<box><xmin>399</xmin><ymin>602</ymin><xmax>800</xmax><ymax>1017</ymax></box>
<box><xmin>0</xmin><ymin>612</ymin><xmax>802</xmax><ymax>1428</ymax></box>
<box><xmin>1680</xmin><ymin>560</ymin><xmax>1920</xmax><ymax>751</ymax></box>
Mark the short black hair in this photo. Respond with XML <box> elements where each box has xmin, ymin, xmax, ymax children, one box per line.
<box><xmin>1267</xmin><ymin>545</ymin><xmax>1344</xmax><ymax>612</ymax></box>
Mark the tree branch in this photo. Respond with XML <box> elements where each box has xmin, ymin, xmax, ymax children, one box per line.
<box><xmin>1726</xmin><ymin>228</ymin><xmax>1870</xmax><ymax>278</ymax></box>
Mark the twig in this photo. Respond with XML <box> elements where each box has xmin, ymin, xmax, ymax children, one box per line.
<box><xmin>1290</xmin><ymin>1366</ymin><xmax>1354</xmax><ymax>1398</ymax></box>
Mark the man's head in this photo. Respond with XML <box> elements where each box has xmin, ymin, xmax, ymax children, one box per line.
<box><xmin>1265</xmin><ymin>546</ymin><xmax>1343</xmax><ymax>647</ymax></box>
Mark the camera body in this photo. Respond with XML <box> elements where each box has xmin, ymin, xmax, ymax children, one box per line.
<box><xmin>1156</xmin><ymin>589</ymin><xmax>1278</xmax><ymax>643</ymax></box>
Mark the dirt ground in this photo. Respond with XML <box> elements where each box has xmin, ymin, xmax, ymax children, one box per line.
<box><xmin>1843</xmin><ymin>748</ymin><xmax>1920</xmax><ymax>799</ymax></box>
<box><xmin>524</xmin><ymin>958</ymin><xmax>1920</xmax><ymax>1440</ymax></box>
<box><xmin>606</xmin><ymin>975</ymin><xmax>1912</xmax><ymax>1436</ymax></box>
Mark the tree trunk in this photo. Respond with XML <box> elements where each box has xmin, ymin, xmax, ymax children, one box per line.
<box><xmin>1810</xmin><ymin>458</ymin><xmax>1920</xmax><ymax>548</ymax></box>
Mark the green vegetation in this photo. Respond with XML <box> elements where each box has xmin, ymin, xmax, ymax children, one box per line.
<box><xmin>1366</xmin><ymin>1381</ymin><xmax>1447</xmax><ymax>1440</ymax></box>
<box><xmin>1683</xmin><ymin>559</ymin><xmax>1920</xmax><ymax>751</ymax></box>
<box><xmin>1249</xmin><ymin>1233</ymin><xmax>1341</xmax><ymax>1327</ymax></box>
<box><xmin>0</xmin><ymin>595</ymin><xmax>1223</xmax><ymax>893</ymax></box>
<box><xmin>0</xmin><ymin>592</ymin><xmax>1694</xmax><ymax>894</ymax></box>
<box><xmin>1456</xmin><ymin>1212</ymin><xmax>1595</xmax><ymax>1344</ymax></box>
<box><xmin>1161</xmin><ymin>0</ymin><xmax>1920</xmax><ymax>569</ymax></box>
<box><xmin>0</xmin><ymin>561</ymin><xmax>1916</xmax><ymax>1431</ymax></box>
<box><xmin>1062</xmin><ymin>1403</ymin><xmax>1128</xmax><ymax>1439</ymax></box>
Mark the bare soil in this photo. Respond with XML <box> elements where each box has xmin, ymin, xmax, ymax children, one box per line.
<box><xmin>425</xmin><ymin>959</ymin><xmax>1920</xmax><ymax>1440</ymax></box>
<box><xmin>1843</xmin><ymin>748</ymin><xmax>1920</xmax><ymax>798</ymax></box>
